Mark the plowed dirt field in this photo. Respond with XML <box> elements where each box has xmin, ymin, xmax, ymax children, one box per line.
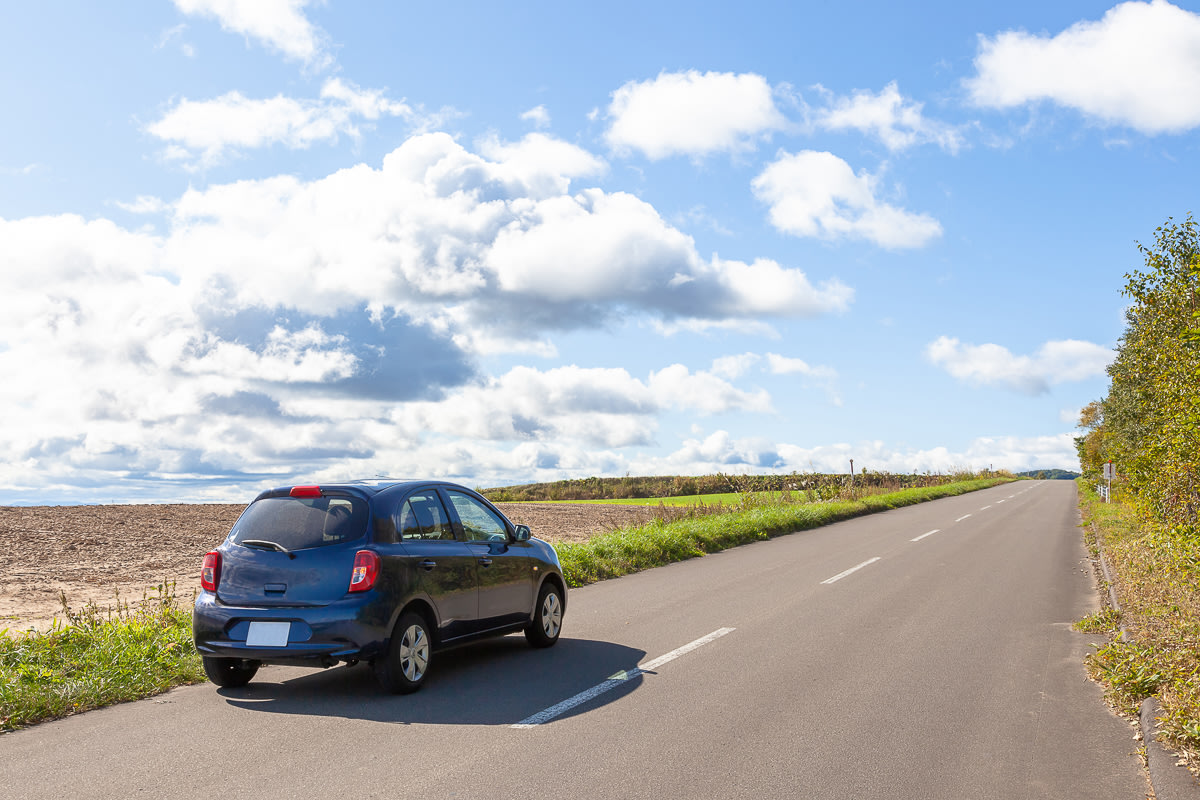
<box><xmin>0</xmin><ymin>502</ymin><xmax>669</xmax><ymax>632</ymax></box>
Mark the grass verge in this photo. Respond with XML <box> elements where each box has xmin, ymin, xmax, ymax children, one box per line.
<box><xmin>1076</xmin><ymin>480</ymin><xmax>1200</xmax><ymax>764</ymax></box>
<box><xmin>556</xmin><ymin>477</ymin><xmax>1011</xmax><ymax>587</ymax></box>
<box><xmin>0</xmin><ymin>584</ymin><xmax>204</xmax><ymax>733</ymax></box>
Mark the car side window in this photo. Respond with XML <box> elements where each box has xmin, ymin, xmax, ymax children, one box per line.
<box><xmin>447</xmin><ymin>491</ymin><xmax>509</xmax><ymax>542</ymax></box>
<box><xmin>398</xmin><ymin>492</ymin><xmax>454</xmax><ymax>541</ymax></box>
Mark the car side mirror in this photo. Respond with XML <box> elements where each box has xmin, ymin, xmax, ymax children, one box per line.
<box><xmin>514</xmin><ymin>524</ymin><xmax>531</xmax><ymax>542</ymax></box>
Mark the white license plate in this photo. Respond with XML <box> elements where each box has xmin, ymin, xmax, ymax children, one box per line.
<box><xmin>246</xmin><ymin>621</ymin><xmax>291</xmax><ymax>647</ymax></box>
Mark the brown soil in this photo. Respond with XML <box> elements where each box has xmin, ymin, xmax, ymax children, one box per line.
<box><xmin>0</xmin><ymin>501</ymin><xmax>669</xmax><ymax>632</ymax></box>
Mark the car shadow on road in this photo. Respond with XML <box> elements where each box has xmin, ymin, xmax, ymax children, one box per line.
<box><xmin>216</xmin><ymin>635</ymin><xmax>646</xmax><ymax>726</ymax></box>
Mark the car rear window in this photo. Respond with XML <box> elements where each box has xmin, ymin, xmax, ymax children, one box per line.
<box><xmin>230</xmin><ymin>495</ymin><xmax>369</xmax><ymax>551</ymax></box>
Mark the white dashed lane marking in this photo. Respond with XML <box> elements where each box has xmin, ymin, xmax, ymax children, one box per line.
<box><xmin>820</xmin><ymin>557</ymin><xmax>882</xmax><ymax>585</ymax></box>
<box><xmin>512</xmin><ymin>628</ymin><xmax>736</xmax><ymax>728</ymax></box>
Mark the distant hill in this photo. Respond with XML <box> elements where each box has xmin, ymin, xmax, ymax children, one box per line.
<box><xmin>1016</xmin><ymin>469</ymin><xmax>1080</xmax><ymax>480</ymax></box>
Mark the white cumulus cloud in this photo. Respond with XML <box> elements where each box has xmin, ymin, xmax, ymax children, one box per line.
<box><xmin>173</xmin><ymin>0</ymin><xmax>329</xmax><ymax>67</ymax></box>
<box><xmin>814</xmin><ymin>82</ymin><xmax>965</xmax><ymax>152</ymax></box>
<box><xmin>925</xmin><ymin>336</ymin><xmax>1112</xmax><ymax>394</ymax></box>
<box><xmin>752</xmin><ymin>150</ymin><xmax>942</xmax><ymax>249</ymax></box>
<box><xmin>391</xmin><ymin>362</ymin><xmax>775</xmax><ymax>450</ymax></box>
<box><xmin>605</xmin><ymin>70</ymin><xmax>787</xmax><ymax>159</ymax></box>
<box><xmin>966</xmin><ymin>0</ymin><xmax>1200</xmax><ymax>134</ymax></box>
<box><xmin>0</xmin><ymin>131</ymin><xmax>853</xmax><ymax>500</ymax></box>
<box><xmin>115</xmin><ymin>195</ymin><xmax>169</xmax><ymax>215</ymax></box>
<box><xmin>773</xmin><ymin>434</ymin><xmax>1079</xmax><ymax>474</ymax></box>
<box><xmin>391</xmin><ymin>365</ymin><xmax>659</xmax><ymax>449</ymax></box>
<box><xmin>710</xmin><ymin>352</ymin><xmax>841</xmax><ymax>405</ymax></box>
<box><xmin>647</xmin><ymin>364</ymin><xmax>773</xmax><ymax>415</ymax></box>
<box><xmin>161</xmin><ymin>132</ymin><xmax>849</xmax><ymax>343</ymax></box>
<box><xmin>148</xmin><ymin>78</ymin><xmax>414</xmax><ymax>168</ymax></box>
<box><xmin>653</xmin><ymin>430</ymin><xmax>786</xmax><ymax>471</ymax></box>
<box><xmin>520</xmin><ymin>105</ymin><xmax>551</xmax><ymax>128</ymax></box>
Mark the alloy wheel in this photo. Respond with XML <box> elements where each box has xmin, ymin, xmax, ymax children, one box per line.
<box><xmin>399</xmin><ymin>624</ymin><xmax>429</xmax><ymax>682</ymax></box>
<box><xmin>541</xmin><ymin>591</ymin><xmax>562</xmax><ymax>639</ymax></box>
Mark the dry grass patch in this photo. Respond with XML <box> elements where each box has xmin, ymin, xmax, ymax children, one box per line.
<box><xmin>1078</xmin><ymin>481</ymin><xmax>1200</xmax><ymax>766</ymax></box>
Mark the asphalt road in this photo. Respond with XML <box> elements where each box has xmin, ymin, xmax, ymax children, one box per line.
<box><xmin>0</xmin><ymin>481</ymin><xmax>1147</xmax><ymax>799</ymax></box>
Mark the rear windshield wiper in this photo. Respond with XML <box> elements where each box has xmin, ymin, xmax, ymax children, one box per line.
<box><xmin>241</xmin><ymin>539</ymin><xmax>296</xmax><ymax>559</ymax></box>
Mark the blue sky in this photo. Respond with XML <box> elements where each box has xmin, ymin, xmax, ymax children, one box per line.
<box><xmin>2</xmin><ymin>0</ymin><xmax>1198</xmax><ymax>503</ymax></box>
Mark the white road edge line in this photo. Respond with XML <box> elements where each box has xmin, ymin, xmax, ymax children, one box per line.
<box><xmin>911</xmin><ymin>529</ymin><xmax>940</xmax><ymax>542</ymax></box>
<box><xmin>511</xmin><ymin>627</ymin><xmax>736</xmax><ymax>728</ymax></box>
<box><xmin>955</xmin><ymin>514</ymin><xmax>972</xmax><ymax>522</ymax></box>
<box><xmin>820</xmin><ymin>557</ymin><xmax>881</xmax><ymax>585</ymax></box>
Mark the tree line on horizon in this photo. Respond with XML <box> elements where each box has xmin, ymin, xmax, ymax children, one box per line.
<box><xmin>1017</xmin><ymin>469</ymin><xmax>1079</xmax><ymax>480</ymax></box>
<box><xmin>481</xmin><ymin>469</ymin><xmax>1000</xmax><ymax>503</ymax></box>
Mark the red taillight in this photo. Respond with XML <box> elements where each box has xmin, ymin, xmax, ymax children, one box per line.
<box><xmin>290</xmin><ymin>485</ymin><xmax>322</xmax><ymax>498</ymax></box>
<box><xmin>201</xmin><ymin>551</ymin><xmax>221</xmax><ymax>592</ymax></box>
<box><xmin>349</xmin><ymin>550</ymin><xmax>380</xmax><ymax>593</ymax></box>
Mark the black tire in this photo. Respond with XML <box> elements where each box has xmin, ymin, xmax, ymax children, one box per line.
<box><xmin>202</xmin><ymin>656</ymin><xmax>259</xmax><ymax>688</ymax></box>
<box><xmin>524</xmin><ymin>582</ymin><xmax>564</xmax><ymax>648</ymax></box>
<box><xmin>373</xmin><ymin>611</ymin><xmax>433</xmax><ymax>694</ymax></box>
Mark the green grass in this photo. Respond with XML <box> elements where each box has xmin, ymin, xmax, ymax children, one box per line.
<box><xmin>0</xmin><ymin>584</ymin><xmax>204</xmax><ymax>732</ymax></box>
<box><xmin>555</xmin><ymin>478</ymin><xmax>1011</xmax><ymax>587</ymax></box>
<box><xmin>1074</xmin><ymin>607</ymin><xmax>1122</xmax><ymax>634</ymax></box>
<box><xmin>1077</xmin><ymin>480</ymin><xmax>1200</xmax><ymax>762</ymax></box>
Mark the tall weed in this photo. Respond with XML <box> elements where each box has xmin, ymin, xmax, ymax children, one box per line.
<box><xmin>0</xmin><ymin>583</ymin><xmax>204</xmax><ymax>732</ymax></box>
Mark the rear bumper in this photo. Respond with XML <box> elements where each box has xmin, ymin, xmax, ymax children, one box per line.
<box><xmin>192</xmin><ymin>591</ymin><xmax>389</xmax><ymax>665</ymax></box>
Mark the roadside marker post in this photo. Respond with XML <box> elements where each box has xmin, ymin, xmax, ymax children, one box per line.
<box><xmin>1102</xmin><ymin>461</ymin><xmax>1116</xmax><ymax>502</ymax></box>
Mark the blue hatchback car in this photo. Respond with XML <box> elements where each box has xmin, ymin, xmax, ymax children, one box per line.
<box><xmin>193</xmin><ymin>480</ymin><xmax>566</xmax><ymax>693</ymax></box>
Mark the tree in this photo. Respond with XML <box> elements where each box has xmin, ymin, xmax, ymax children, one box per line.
<box><xmin>1100</xmin><ymin>215</ymin><xmax>1200</xmax><ymax>530</ymax></box>
<box><xmin>1074</xmin><ymin>400</ymin><xmax>1106</xmax><ymax>479</ymax></box>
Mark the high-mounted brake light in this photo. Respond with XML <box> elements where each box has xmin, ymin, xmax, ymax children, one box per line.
<box><xmin>349</xmin><ymin>550</ymin><xmax>380</xmax><ymax>593</ymax></box>
<box><xmin>289</xmin><ymin>486</ymin><xmax>322</xmax><ymax>498</ymax></box>
<box><xmin>201</xmin><ymin>551</ymin><xmax>222</xmax><ymax>592</ymax></box>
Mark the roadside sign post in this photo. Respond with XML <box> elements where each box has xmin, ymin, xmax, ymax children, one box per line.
<box><xmin>1102</xmin><ymin>461</ymin><xmax>1116</xmax><ymax>502</ymax></box>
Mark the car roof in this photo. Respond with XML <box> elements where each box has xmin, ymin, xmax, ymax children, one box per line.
<box><xmin>259</xmin><ymin>479</ymin><xmax>474</xmax><ymax>499</ymax></box>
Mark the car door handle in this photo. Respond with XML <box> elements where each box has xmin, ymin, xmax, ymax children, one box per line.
<box><xmin>419</xmin><ymin>559</ymin><xmax>437</xmax><ymax>571</ymax></box>
<box><xmin>478</xmin><ymin>557</ymin><xmax>493</xmax><ymax>567</ymax></box>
